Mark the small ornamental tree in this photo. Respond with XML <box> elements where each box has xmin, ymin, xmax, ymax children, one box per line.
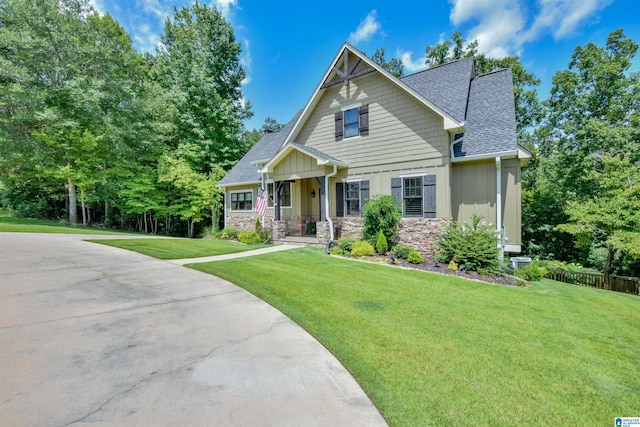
<box><xmin>375</xmin><ymin>229</ymin><xmax>389</xmax><ymax>254</ymax></box>
<box><xmin>436</xmin><ymin>214</ymin><xmax>500</xmax><ymax>275</ymax></box>
<box><xmin>362</xmin><ymin>195</ymin><xmax>402</xmax><ymax>247</ymax></box>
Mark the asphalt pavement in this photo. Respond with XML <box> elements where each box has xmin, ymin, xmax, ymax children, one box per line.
<box><xmin>0</xmin><ymin>233</ymin><xmax>387</xmax><ymax>426</ymax></box>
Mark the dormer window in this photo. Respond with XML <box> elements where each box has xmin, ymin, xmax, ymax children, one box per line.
<box><xmin>335</xmin><ymin>104</ymin><xmax>369</xmax><ymax>141</ymax></box>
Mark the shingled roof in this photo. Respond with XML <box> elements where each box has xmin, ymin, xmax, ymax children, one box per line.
<box><xmin>400</xmin><ymin>57</ymin><xmax>474</xmax><ymax>123</ymax></box>
<box><xmin>218</xmin><ymin>110</ymin><xmax>301</xmax><ymax>187</ymax></box>
<box><xmin>453</xmin><ymin>68</ymin><xmax>518</xmax><ymax>158</ymax></box>
<box><xmin>220</xmin><ymin>51</ymin><xmax>519</xmax><ymax>187</ymax></box>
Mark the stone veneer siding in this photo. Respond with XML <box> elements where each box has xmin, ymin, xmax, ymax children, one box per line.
<box><xmin>227</xmin><ymin>214</ymin><xmax>448</xmax><ymax>256</ymax></box>
<box><xmin>334</xmin><ymin>217</ymin><xmax>448</xmax><ymax>256</ymax></box>
<box><xmin>396</xmin><ymin>218</ymin><xmax>447</xmax><ymax>256</ymax></box>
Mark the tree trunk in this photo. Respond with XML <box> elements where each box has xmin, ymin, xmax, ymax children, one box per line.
<box><xmin>81</xmin><ymin>194</ymin><xmax>87</xmax><ymax>226</ymax></box>
<box><xmin>143</xmin><ymin>211</ymin><xmax>148</xmax><ymax>234</ymax></box>
<box><xmin>604</xmin><ymin>245</ymin><xmax>614</xmax><ymax>290</ymax></box>
<box><xmin>68</xmin><ymin>178</ymin><xmax>78</xmax><ymax>225</ymax></box>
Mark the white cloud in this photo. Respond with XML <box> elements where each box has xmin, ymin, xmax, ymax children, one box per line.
<box><xmin>240</xmin><ymin>39</ymin><xmax>253</xmax><ymax>86</ymax></box>
<box><xmin>88</xmin><ymin>0</ymin><xmax>105</xmax><ymax>15</ymax></box>
<box><xmin>137</xmin><ymin>0</ymin><xmax>170</xmax><ymax>20</ymax></box>
<box><xmin>133</xmin><ymin>23</ymin><xmax>162</xmax><ymax>54</ymax></box>
<box><xmin>210</xmin><ymin>0</ymin><xmax>239</xmax><ymax>20</ymax></box>
<box><xmin>447</xmin><ymin>0</ymin><xmax>612</xmax><ymax>58</ymax></box>
<box><xmin>348</xmin><ymin>10</ymin><xmax>381</xmax><ymax>45</ymax></box>
<box><xmin>523</xmin><ymin>0</ymin><xmax>612</xmax><ymax>42</ymax></box>
<box><xmin>397</xmin><ymin>49</ymin><xmax>429</xmax><ymax>74</ymax></box>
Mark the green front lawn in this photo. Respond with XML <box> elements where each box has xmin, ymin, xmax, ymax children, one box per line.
<box><xmin>189</xmin><ymin>247</ymin><xmax>640</xmax><ymax>426</ymax></box>
<box><xmin>0</xmin><ymin>215</ymin><xmax>132</xmax><ymax>235</ymax></box>
<box><xmin>89</xmin><ymin>238</ymin><xmax>258</xmax><ymax>259</ymax></box>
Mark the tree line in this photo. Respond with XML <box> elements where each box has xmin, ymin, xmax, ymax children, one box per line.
<box><xmin>0</xmin><ymin>0</ymin><xmax>252</xmax><ymax>237</ymax></box>
<box><xmin>1</xmin><ymin>1</ymin><xmax>638</xmax><ymax>275</ymax></box>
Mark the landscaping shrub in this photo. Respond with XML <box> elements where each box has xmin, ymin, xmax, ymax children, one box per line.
<box><xmin>392</xmin><ymin>245</ymin><xmax>413</xmax><ymax>260</ymax></box>
<box><xmin>514</xmin><ymin>264</ymin><xmax>545</xmax><ymax>281</ymax></box>
<box><xmin>436</xmin><ymin>214</ymin><xmax>500</xmax><ymax>275</ymax></box>
<box><xmin>216</xmin><ymin>226</ymin><xmax>238</xmax><ymax>239</ymax></box>
<box><xmin>407</xmin><ymin>250</ymin><xmax>424</xmax><ymax>264</ymax></box>
<box><xmin>351</xmin><ymin>240</ymin><xmax>375</xmax><ymax>257</ymax></box>
<box><xmin>238</xmin><ymin>231</ymin><xmax>267</xmax><ymax>245</ymax></box>
<box><xmin>362</xmin><ymin>195</ymin><xmax>402</xmax><ymax>247</ymax></box>
<box><xmin>375</xmin><ymin>229</ymin><xmax>389</xmax><ymax>254</ymax></box>
<box><xmin>337</xmin><ymin>237</ymin><xmax>356</xmax><ymax>253</ymax></box>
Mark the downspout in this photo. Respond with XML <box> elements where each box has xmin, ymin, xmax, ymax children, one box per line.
<box><xmin>325</xmin><ymin>164</ymin><xmax>338</xmax><ymax>253</ymax></box>
<box><xmin>496</xmin><ymin>157</ymin><xmax>504</xmax><ymax>262</ymax></box>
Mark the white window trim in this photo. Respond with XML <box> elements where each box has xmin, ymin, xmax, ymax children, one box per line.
<box><xmin>229</xmin><ymin>189</ymin><xmax>254</xmax><ymax>212</ymax></box>
<box><xmin>401</xmin><ymin>176</ymin><xmax>424</xmax><ymax>218</ymax></box>
<box><xmin>341</xmin><ymin>102</ymin><xmax>362</xmax><ymax>111</ymax></box>
<box><xmin>399</xmin><ymin>171</ymin><xmax>427</xmax><ymax>178</ymax></box>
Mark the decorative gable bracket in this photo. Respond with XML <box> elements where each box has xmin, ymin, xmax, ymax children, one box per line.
<box><xmin>320</xmin><ymin>49</ymin><xmax>376</xmax><ymax>89</ymax></box>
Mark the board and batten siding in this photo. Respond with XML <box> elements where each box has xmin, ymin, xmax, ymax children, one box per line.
<box><xmin>451</xmin><ymin>159</ymin><xmax>521</xmax><ymax>246</ymax></box>
<box><xmin>271</xmin><ymin>150</ymin><xmax>329</xmax><ymax>181</ymax></box>
<box><xmin>294</xmin><ymin>72</ymin><xmax>450</xmax><ymax>170</ymax></box>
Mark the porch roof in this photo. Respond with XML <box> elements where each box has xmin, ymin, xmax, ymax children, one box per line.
<box><xmin>259</xmin><ymin>142</ymin><xmax>347</xmax><ymax>174</ymax></box>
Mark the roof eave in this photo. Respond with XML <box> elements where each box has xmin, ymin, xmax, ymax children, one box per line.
<box><xmin>450</xmin><ymin>150</ymin><xmax>519</xmax><ymax>163</ymax></box>
<box><xmin>217</xmin><ymin>179</ymin><xmax>261</xmax><ymax>188</ymax></box>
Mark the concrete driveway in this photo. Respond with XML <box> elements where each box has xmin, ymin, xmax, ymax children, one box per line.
<box><xmin>0</xmin><ymin>233</ymin><xmax>387</xmax><ymax>426</ymax></box>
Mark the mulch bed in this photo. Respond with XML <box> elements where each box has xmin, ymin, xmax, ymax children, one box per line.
<box><xmin>351</xmin><ymin>253</ymin><xmax>518</xmax><ymax>286</ymax></box>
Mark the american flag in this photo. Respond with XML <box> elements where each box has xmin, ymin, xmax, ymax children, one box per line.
<box><xmin>255</xmin><ymin>186</ymin><xmax>268</xmax><ymax>217</ymax></box>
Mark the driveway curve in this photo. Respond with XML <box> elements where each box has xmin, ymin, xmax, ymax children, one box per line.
<box><xmin>0</xmin><ymin>233</ymin><xmax>387</xmax><ymax>426</ymax></box>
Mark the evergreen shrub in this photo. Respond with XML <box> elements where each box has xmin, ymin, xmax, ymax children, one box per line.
<box><xmin>375</xmin><ymin>229</ymin><xmax>389</xmax><ymax>254</ymax></box>
<box><xmin>436</xmin><ymin>215</ymin><xmax>500</xmax><ymax>275</ymax></box>
<box><xmin>362</xmin><ymin>195</ymin><xmax>402</xmax><ymax>247</ymax></box>
<box><xmin>392</xmin><ymin>245</ymin><xmax>414</xmax><ymax>260</ymax></box>
<box><xmin>351</xmin><ymin>240</ymin><xmax>375</xmax><ymax>257</ymax></box>
<box><xmin>407</xmin><ymin>250</ymin><xmax>424</xmax><ymax>264</ymax></box>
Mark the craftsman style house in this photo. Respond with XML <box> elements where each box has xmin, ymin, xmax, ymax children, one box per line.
<box><xmin>218</xmin><ymin>43</ymin><xmax>530</xmax><ymax>254</ymax></box>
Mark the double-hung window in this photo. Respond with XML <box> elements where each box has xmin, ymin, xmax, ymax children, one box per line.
<box><xmin>391</xmin><ymin>175</ymin><xmax>437</xmax><ymax>218</ymax></box>
<box><xmin>335</xmin><ymin>104</ymin><xmax>369</xmax><ymax>140</ymax></box>
<box><xmin>345</xmin><ymin>182</ymin><xmax>360</xmax><ymax>216</ymax></box>
<box><xmin>336</xmin><ymin>180</ymin><xmax>369</xmax><ymax>217</ymax></box>
<box><xmin>230</xmin><ymin>191</ymin><xmax>252</xmax><ymax>211</ymax></box>
<box><xmin>344</xmin><ymin>108</ymin><xmax>360</xmax><ymax>138</ymax></box>
<box><xmin>403</xmin><ymin>178</ymin><xmax>422</xmax><ymax>217</ymax></box>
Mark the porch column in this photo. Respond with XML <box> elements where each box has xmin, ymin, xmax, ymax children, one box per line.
<box><xmin>274</xmin><ymin>181</ymin><xmax>282</xmax><ymax>221</ymax></box>
<box><xmin>314</xmin><ymin>177</ymin><xmax>326</xmax><ymax>221</ymax></box>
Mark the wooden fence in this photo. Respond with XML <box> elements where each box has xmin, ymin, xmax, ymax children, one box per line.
<box><xmin>547</xmin><ymin>269</ymin><xmax>640</xmax><ymax>295</ymax></box>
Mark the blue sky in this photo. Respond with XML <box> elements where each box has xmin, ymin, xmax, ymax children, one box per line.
<box><xmin>91</xmin><ymin>0</ymin><xmax>639</xmax><ymax>131</ymax></box>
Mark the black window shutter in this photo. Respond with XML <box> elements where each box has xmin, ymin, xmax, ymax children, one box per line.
<box><xmin>422</xmin><ymin>175</ymin><xmax>436</xmax><ymax>218</ymax></box>
<box><xmin>336</xmin><ymin>182</ymin><xmax>344</xmax><ymax>217</ymax></box>
<box><xmin>391</xmin><ymin>178</ymin><xmax>402</xmax><ymax>214</ymax></box>
<box><xmin>359</xmin><ymin>104</ymin><xmax>369</xmax><ymax>136</ymax></box>
<box><xmin>359</xmin><ymin>180</ymin><xmax>370</xmax><ymax>216</ymax></box>
<box><xmin>335</xmin><ymin>111</ymin><xmax>344</xmax><ymax>141</ymax></box>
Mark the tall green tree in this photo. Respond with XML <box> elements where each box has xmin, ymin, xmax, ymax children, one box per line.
<box><xmin>370</xmin><ymin>48</ymin><xmax>404</xmax><ymax>78</ymax></box>
<box><xmin>557</xmin><ymin>154</ymin><xmax>640</xmax><ymax>283</ymax></box>
<box><xmin>542</xmin><ymin>29</ymin><xmax>639</xmax><ymax>196</ymax></box>
<box><xmin>529</xmin><ymin>29</ymin><xmax>640</xmax><ymax>271</ymax></box>
<box><xmin>0</xmin><ymin>0</ymin><xmax>154</xmax><ymax>224</ymax></box>
<box><xmin>154</xmin><ymin>1</ymin><xmax>251</xmax><ymax>173</ymax></box>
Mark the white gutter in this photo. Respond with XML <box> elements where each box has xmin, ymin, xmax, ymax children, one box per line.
<box><xmin>325</xmin><ymin>164</ymin><xmax>338</xmax><ymax>242</ymax></box>
<box><xmin>496</xmin><ymin>156</ymin><xmax>504</xmax><ymax>261</ymax></box>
